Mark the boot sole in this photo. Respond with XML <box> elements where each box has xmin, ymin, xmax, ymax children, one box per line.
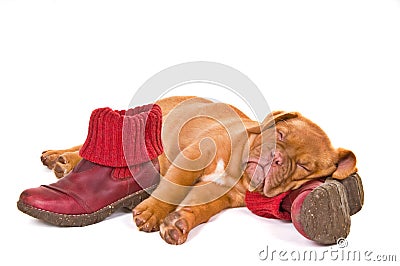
<box><xmin>17</xmin><ymin>185</ymin><xmax>157</xmax><ymax>227</ymax></box>
<box><xmin>300</xmin><ymin>180</ymin><xmax>351</xmax><ymax>245</ymax></box>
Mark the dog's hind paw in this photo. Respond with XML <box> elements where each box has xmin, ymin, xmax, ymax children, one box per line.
<box><xmin>41</xmin><ymin>150</ymin><xmax>64</xmax><ymax>170</ymax></box>
<box><xmin>53</xmin><ymin>152</ymin><xmax>81</xmax><ymax>178</ymax></box>
<box><xmin>41</xmin><ymin>148</ymin><xmax>82</xmax><ymax>178</ymax></box>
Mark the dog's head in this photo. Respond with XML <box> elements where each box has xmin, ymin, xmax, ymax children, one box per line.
<box><xmin>245</xmin><ymin>111</ymin><xmax>357</xmax><ymax>197</ymax></box>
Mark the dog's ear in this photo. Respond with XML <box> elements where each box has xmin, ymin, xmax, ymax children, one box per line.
<box><xmin>244</xmin><ymin>121</ymin><xmax>263</xmax><ymax>134</ymax></box>
<box><xmin>247</xmin><ymin>111</ymin><xmax>299</xmax><ymax>134</ymax></box>
<box><xmin>332</xmin><ymin>148</ymin><xmax>357</xmax><ymax>179</ymax></box>
<box><xmin>262</xmin><ymin>111</ymin><xmax>299</xmax><ymax>130</ymax></box>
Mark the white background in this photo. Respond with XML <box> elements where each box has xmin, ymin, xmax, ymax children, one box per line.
<box><xmin>1</xmin><ymin>0</ymin><xmax>399</xmax><ymax>265</ymax></box>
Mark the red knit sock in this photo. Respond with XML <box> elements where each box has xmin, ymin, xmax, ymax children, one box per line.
<box><xmin>79</xmin><ymin>104</ymin><xmax>163</xmax><ymax>178</ymax></box>
<box><xmin>245</xmin><ymin>190</ymin><xmax>292</xmax><ymax>220</ymax></box>
<box><xmin>245</xmin><ymin>179</ymin><xmax>325</xmax><ymax>221</ymax></box>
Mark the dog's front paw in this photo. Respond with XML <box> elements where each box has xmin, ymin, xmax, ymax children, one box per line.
<box><xmin>53</xmin><ymin>152</ymin><xmax>81</xmax><ymax>178</ymax></box>
<box><xmin>160</xmin><ymin>210</ymin><xmax>194</xmax><ymax>245</ymax></box>
<box><xmin>133</xmin><ymin>197</ymin><xmax>174</xmax><ymax>233</ymax></box>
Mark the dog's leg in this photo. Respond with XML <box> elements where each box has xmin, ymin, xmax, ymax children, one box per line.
<box><xmin>41</xmin><ymin>145</ymin><xmax>82</xmax><ymax>178</ymax></box>
<box><xmin>159</xmin><ymin>181</ymin><xmax>245</xmax><ymax>245</ymax></box>
<box><xmin>133</xmin><ymin>163</ymin><xmax>203</xmax><ymax>233</ymax></box>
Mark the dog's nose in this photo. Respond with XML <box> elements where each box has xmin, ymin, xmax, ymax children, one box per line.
<box><xmin>272</xmin><ymin>153</ymin><xmax>283</xmax><ymax>166</ymax></box>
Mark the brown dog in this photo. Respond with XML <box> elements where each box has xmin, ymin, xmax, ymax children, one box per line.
<box><xmin>41</xmin><ymin>96</ymin><xmax>356</xmax><ymax>245</ymax></box>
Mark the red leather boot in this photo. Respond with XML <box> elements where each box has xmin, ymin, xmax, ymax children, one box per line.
<box><xmin>283</xmin><ymin>179</ymin><xmax>350</xmax><ymax>245</ymax></box>
<box><xmin>17</xmin><ymin>104</ymin><xmax>163</xmax><ymax>227</ymax></box>
<box><xmin>286</xmin><ymin>174</ymin><xmax>363</xmax><ymax>244</ymax></box>
<box><xmin>246</xmin><ymin>173</ymin><xmax>364</xmax><ymax>245</ymax></box>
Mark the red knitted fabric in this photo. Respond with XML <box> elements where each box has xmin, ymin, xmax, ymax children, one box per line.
<box><xmin>245</xmin><ymin>190</ymin><xmax>292</xmax><ymax>221</ymax></box>
<box><xmin>79</xmin><ymin>104</ymin><xmax>163</xmax><ymax>172</ymax></box>
<box><xmin>245</xmin><ymin>180</ymin><xmax>326</xmax><ymax>221</ymax></box>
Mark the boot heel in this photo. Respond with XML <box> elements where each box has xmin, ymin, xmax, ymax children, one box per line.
<box><xmin>339</xmin><ymin>173</ymin><xmax>364</xmax><ymax>215</ymax></box>
<box><xmin>328</xmin><ymin>173</ymin><xmax>364</xmax><ymax>215</ymax></box>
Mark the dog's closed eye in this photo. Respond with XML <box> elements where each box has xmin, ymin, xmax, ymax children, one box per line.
<box><xmin>297</xmin><ymin>163</ymin><xmax>310</xmax><ymax>172</ymax></box>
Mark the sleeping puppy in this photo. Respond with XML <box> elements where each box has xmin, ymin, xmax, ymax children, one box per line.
<box><xmin>41</xmin><ymin>96</ymin><xmax>356</xmax><ymax>245</ymax></box>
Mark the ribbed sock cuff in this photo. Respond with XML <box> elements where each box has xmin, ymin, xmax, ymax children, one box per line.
<box><xmin>245</xmin><ymin>190</ymin><xmax>291</xmax><ymax>221</ymax></box>
<box><xmin>79</xmin><ymin>104</ymin><xmax>163</xmax><ymax>167</ymax></box>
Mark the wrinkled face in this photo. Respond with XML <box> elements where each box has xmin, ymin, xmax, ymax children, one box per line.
<box><xmin>246</xmin><ymin>116</ymin><xmax>340</xmax><ymax>197</ymax></box>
